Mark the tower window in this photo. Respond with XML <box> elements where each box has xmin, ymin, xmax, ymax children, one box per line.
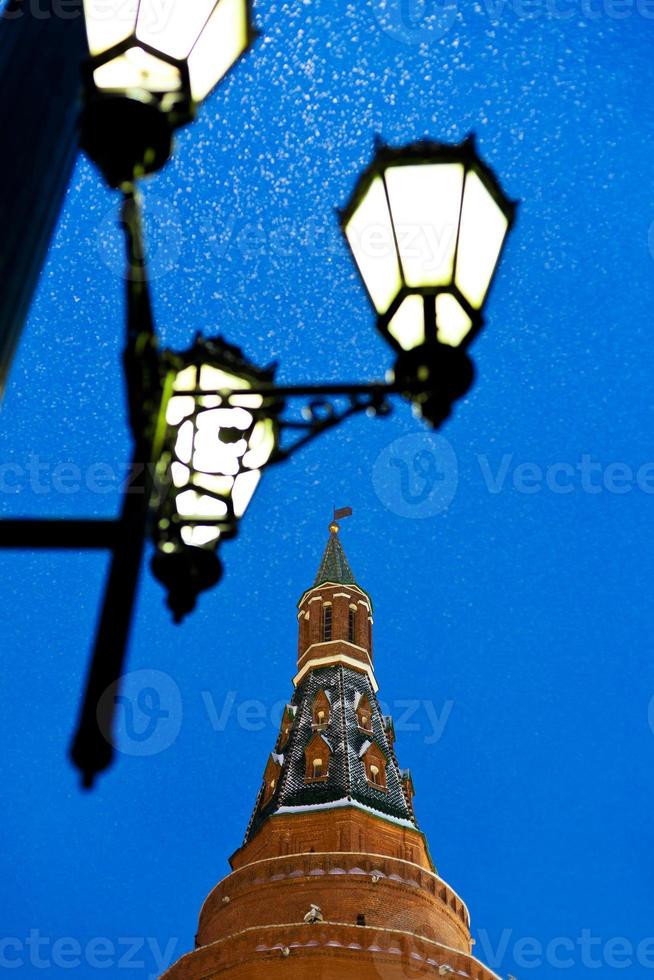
<box><xmin>357</xmin><ymin>695</ymin><xmax>372</xmax><ymax>733</ymax></box>
<box><xmin>313</xmin><ymin>691</ymin><xmax>330</xmax><ymax>728</ymax></box>
<box><xmin>322</xmin><ymin>604</ymin><xmax>332</xmax><ymax>641</ymax></box>
<box><xmin>362</xmin><ymin>746</ymin><xmax>387</xmax><ymax>790</ymax></box>
<box><xmin>348</xmin><ymin>607</ymin><xmax>356</xmax><ymax>642</ymax></box>
<box><xmin>305</xmin><ymin>731</ymin><xmax>331</xmax><ymax>782</ymax></box>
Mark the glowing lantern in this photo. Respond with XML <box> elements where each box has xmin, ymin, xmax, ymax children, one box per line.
<box><xmin>152</xmin><ymin>335</ymin><xmax>279</xmax><ymax>620</ymax></box>
<box><xmin>80</xmin><ymin>0</ymin><xmax>256</xmax><ymax>185</ymax></box>
<box><xmin>342</xmin><ymin>136</ymin><xmax>516</xmax><ymax>353</ymax></box>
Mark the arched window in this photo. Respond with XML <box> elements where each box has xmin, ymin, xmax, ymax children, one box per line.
<box><xmin>362</xmin><ymin>744</ymin><xmax>387</xmax><ymax>790</ymax></box>
<box><xmin>262</xmin><ymin>755</ymin><xmax>282</xmax><ymax>805</ymax></box>
<box><xmin>348</xmin><ymin>606</ymin><xmax>356</xmax><ymax>642</ymax></box>
<box><xmin>313</xmin><ymin>691</ymin><xmax>330</xmax><ymax>728</ymax></box>
<box><xmin>357</xmin><ymin>695</ymin><xmax>372</xmax><ymax>733</ymax></box>
<box><xmin>305</xmin><ymin>732</ymin><xmax>330</xmax><ymax>782</ymax></box>
<box><xmin>322</xmin><ymin>604</ymin><xmax>332</xmax><ymax>641</ymax></box>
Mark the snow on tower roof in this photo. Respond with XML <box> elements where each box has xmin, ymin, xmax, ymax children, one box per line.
<box><xmin>313</xmin><ymin>525</ymin><xmax>358</xmax><ymax>587</ymax></box>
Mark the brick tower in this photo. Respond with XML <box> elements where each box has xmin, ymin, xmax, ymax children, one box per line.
<box><xmin>163</xmin><ymin>519</ymin><xmax>499</xmax><ymax>980</ymax></box>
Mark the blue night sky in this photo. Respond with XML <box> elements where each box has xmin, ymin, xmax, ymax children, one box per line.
<box><xmin>2</xmin><ymin>1</ymin><xmax>654</xmax><ymax>977</ymax></box>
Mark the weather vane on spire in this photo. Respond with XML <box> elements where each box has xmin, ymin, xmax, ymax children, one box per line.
<box><xmin>329</xmin><ymin>506</ymin><xmax>352</xmax><ymax>534</ymax></box>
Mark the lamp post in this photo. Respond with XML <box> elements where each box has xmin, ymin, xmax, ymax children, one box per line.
<box><xmin>0</xmin><ymin>135</ymin><xmax>516</xmax><ymax>786</ymax></box>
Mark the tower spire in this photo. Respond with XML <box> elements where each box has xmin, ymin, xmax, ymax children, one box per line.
<box><xmin>314</xmin><ymin>506</ymin><xmax>357</xmax><ymax>587</ymax></box>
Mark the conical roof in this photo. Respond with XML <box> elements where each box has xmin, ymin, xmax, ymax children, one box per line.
<box><xmin>313</xmin><ymin>527</ymin><xmax>357</xmax><ymax>587</ymax></box>
<box><xmin>243</xmin><ymin>665</ymin><xmax>417</xmax><ymax>844</ymax></box>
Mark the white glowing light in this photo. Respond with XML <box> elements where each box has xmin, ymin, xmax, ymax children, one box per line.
<box><xmin>243</xmin><ymin>419</ymin><xmax>276</xmax><ymax>469</ymax></box>
<box><xmin>435</xmin><ymin>294</ymin><xmax>473</xmax><ymax>347</ymax></box>
<box><xmin>188</xmin><ymin>0</ymin><xmax>249</xmax><ymax>102</ymax></box>
<box><xmin>93</xmin><ymin>47</ymin><xmax>182</xmax><ymax>94</ymax></box>
<box><xmin>84</xmin><ymin>0</ymin><xmax>250</xmax><ymax>103</ymax></box>
<box><xmin>175</xmin><ymin>420</ymin><xmax>194</xmax><ymax>465</ymax></box>
<box><xmin>456</xmin><ymin>171</ymin><xmax>509</xmax><ymax>309</ymax></box>
<box><xmin>181</xmin><ymin>526</ymin><xmax>221</xmax><ymax>547</ymax></box>
<box><xmin>176</xmin><ymin>489</ymin><xmax>228</xmax><ymax>520</ymax></box>
<box><xmin>171</xmin><ymin>462</ymin><xmax>190</xmax><ymax>488</ymax></box>
<box><xmin>345</xmin><ymin>176</ymin><xmax>402</xmax><ymax>316</ymax></box>
<box><xmin>173</xmin><ymin>366</ymin><xmax>197</xmax><ymax>392</ymax></box>
<box><xmin>385</xmin><ymin>163</ymin><xmax>464</xmax><ymax>288</ymax></box>
<box><xmin>136</xmin><ymin>0</ymin><xmax>216</xmax><ymax>61</ymax></box>
<box><xmin>162</xmin><ymin>347</ymin><xmax>278</xmax><ymax>552</ymax></box>
<box><xmin>166</xmin><ymin>395</ymin><xmax>196</xmax><ymax>426</ymax></box>
<box><xmin>192</xmin><ymin>473</ymin><xmax>234</xmax><ymax>496</ymax></box>
<box><xmin>83</xmin><ymin>0</ymin><xmax>138</xmax><ymax>56</ymax></box>
<box><xmin>232</xmin><ymin>470</ymin><xmax>260</xmax><ymax>518</ymax></box>
<box><xmin>387</xmin><ymin>295</ymin><xmax>425</xmax><ymax>352</ymax></box>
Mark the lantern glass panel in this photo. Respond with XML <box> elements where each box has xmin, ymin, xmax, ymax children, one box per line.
<box><xmin>233</xmin><ymin>470</ymin><xmax>261</xmax><ymax>518</ymax></box>
<box><xmin>345</xmin><ymin>176</ymin><xmax>402</xmax><ymax>316</ymax></box>
<box><xmin>188</xmin><ymin>0</ymin><xmax>250</xmax><ymax>102</ymax></box>
<box><xmin>83</xmin><ymin>0</ymin><xmax>137</xmax><ymax>56</ymax></box>
<box><xmin>455</xmin><ymin>170</ymin><xmax>509</xmax><ymax>309</ymax></box>
<box><xmin>93</xmin><ymin>48</ymin><xmax>182</xmax><ymax>94</ymax></box>
<box><xmin>162</xmin><ymin>357</ymin><xmax>277</xmax><ymax>550</ymax></box>
<box><xmin>384</xmin><ymin>163</ymin><xmax>464</xmax><ymax>288</ymax></box>
<box><xmin>243</xmin><ymin>419</ymin><xmax>277</xmax><ymax>469</ymax></box>
<box><xmin>387</xmin><ymin>295</ymin><xmax>425</xmax><ymax>352</ymax></box>
<box><xmin>435</xmin><ymin>294</ymin><xmax>473</xmax><ymax>347</ymax></box>
<box><xmin>182</xmin><ymin>526</ymin><xmax>221</xmax><ymax>547</ymax></box>
<box><xmin>176</xmin><ymin>489</ymin><xmax>228</xmax><ymax>520</ymax></box>
<box><xmin>136</xmin><ymin>0</ymin><xmax>216</xmax><ymax>61</ymax></box>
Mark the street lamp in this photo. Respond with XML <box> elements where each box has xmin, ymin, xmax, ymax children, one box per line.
<box><xmin>0</xmin><ymin>135</ymin><xmax>516</xmax><ymax>787</ymax></box>
<box><xmin>341</xmin><ymin>136</ymin><xmax>516</xmax><ymax>426</ymax></box>
<box><xmin>80</xmin><ymin>0</ymin><xmax>256</xmax><ymax>187</ymax></box>
<box><xmin>151</xmin><ymin>335</ymin><xmax>279</xmax><ymax>621</ymax></box>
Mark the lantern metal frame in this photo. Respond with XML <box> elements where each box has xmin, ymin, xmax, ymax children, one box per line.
<box><xmin>79</xmin><ymin>0</ymin><xmax>258</xmax><ymax>187</ymax></box>
<box><xmin>339</xmin><ymin>135</ymin><xmax>518</xmax><ymax>356</ymax></box>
